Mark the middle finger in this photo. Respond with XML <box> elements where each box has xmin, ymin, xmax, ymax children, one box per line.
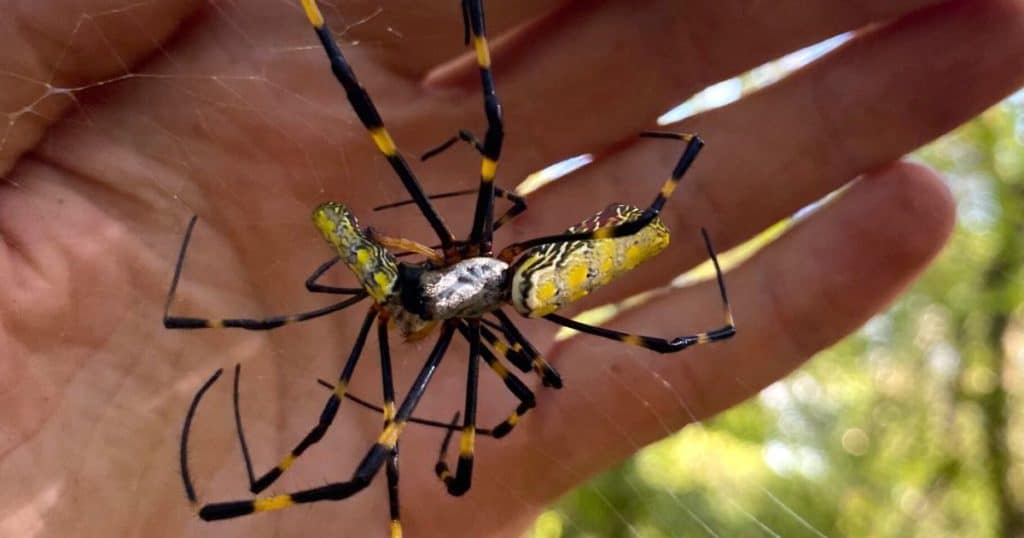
<box><xmin>503</xmin><ymin>0</ymin><xmax>1024</xmax><ymax>309</ymax></box>
<box><xmin>427</xmin><ymin>0</ymin><xmax>949</xmax><ymax>180</ymax></box>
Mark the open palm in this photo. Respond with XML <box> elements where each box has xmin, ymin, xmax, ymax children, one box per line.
<box><xmin>2</xmin><ymin>0</ymin><xmax>1023</xmax><ymax>536</ymax></box>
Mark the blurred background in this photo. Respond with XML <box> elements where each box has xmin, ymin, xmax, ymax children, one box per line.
<box><xmin>527</xmin><ymin>41</ymin><xmax>1024</xmax><ymax>538</ymax></box>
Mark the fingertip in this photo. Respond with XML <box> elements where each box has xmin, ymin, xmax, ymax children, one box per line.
<box><xmin>863</xmin><ymin>159</ymin><xmax>956</xmax><ymax>267</ymax></box>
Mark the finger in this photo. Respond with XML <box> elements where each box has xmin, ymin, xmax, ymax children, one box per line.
<box><xmin>529</xmin><ymin>161</ymin><xmax>953</xmax><ymax>485</ymax></box>
<box><xmin>426</xmin><ymin>0</ymin><xmax>949</xmax><ymax>177</ymax></box>
<box><xmin>328</xmin><ymin>0</ymin><xmax>556</xmax><ymax>78</ymax></box>
<box><xmin>506</xmin><ymin>0</ymin><xmax>1024</xmax><ymax>308</ymax></box>
<box><xmin>0</xmin><ymin>0</ymin><xmax>203</xmax><ymax>176</ymax></box>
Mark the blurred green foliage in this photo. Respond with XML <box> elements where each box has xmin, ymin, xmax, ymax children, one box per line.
<box><xmin>528</xmin><ymin>98</ymin><xmax>1024</xmax><ymax>538</ymax></box>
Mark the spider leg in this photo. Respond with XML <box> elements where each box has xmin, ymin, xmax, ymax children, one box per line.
<box><xmin>420</xmin><ymin>129</ymin><xmax>483</xmax><ymax>162</ymax></box>
<box><xmin>375</xmin><ymin>185</ymin><xmax>526</xmax><ymax>234</ymax></box>
<box><xmin>181</xmin><ymin>368</ymin><xmax>224</xmax><ymax>505</ymax></box>
<box><xmin>227</xmin><ymin>308</ymin><xmax>377</xmax><ymax>496</ymax></box>
<box><xmin>475</xmin><ymin>335</ymin><xmax>536</xmax><ymax>439</ymax></box>
<box><xmin>418</xmin><ymin>125</ymin><xmax>528</xmax><ymax>232</ymax></box>
<box><xmin>164</xmin><ymin>295</ymin><xmax>367</xmax><ymax>331</ymax></box>
<box><xmin>462</xmin><ymin>320</ymin><xmax>539</xmax><ymax>438</ymax></box>
<box><xmin>377</xmin><ymin>314</ymin><xmax>398</xmax><ymax>430</ymax></box>
<box><xmin>385</xmin><ymin>447</ymin><xmax>401</xmax><ymax>538</ymax></box>
<box><xmin>405</xmin><ymin>321</ymin><xmax>538</xmax><ymax>500</ymax></box>
<box><xmin>374</xmin><ymin>187</ymin><xmax>480</xmax><ymax>211</ymax></box>
<box><xmin>542</xmin><ymin>228</ymin><xmax>735</xmax><ymax>352</ymax></box>
<box><xmin>233</xmin><ymin>365</ymin><xmax>256</xmax><ymax>487</ymax></box>
<box><xmin>434</xmin><ymin>320</ymin><xmax>481</xmax><ymax>496</ymax></box>
<box><xmin>463</xmin><ymin>0</ymin><xmax>503</xmax><ymax>252</ymax></box>
<box><xmin>368</xmin><ymin>231</ymin><xmax>444</xmax><ymax>264</ymax></box>
<box><xmin>305</xmin><ymin>256</ymin><xmax>363</xmax><ymax>295</ymax></box>
<box><xmin>478</xmin><ymin>320</ymin><xmax>558</xmax><ymax>392</ymax></box>
<box><xmin>300</xmin><ymin>0</ymin><xmax>454</xmax><ymax>248</ymax></box>
<box><xmin>378</xmin><ymin>0</ymin><xmax>508</xmax><ymax>253</ymax></box>
<box><xmin>465</xmin><ymin>316</ymin><xmax>556</xmax><ymax>439</ymax></box>
<box><xmin>378</xmin><ymin>123</ymin><xmax>525</xmax><ymax>234</ymax></box>
<box><xmin>498</xmin><ymin>132</ymin><xmax>704</xmax><ymax>261</ymax></box>
<box><xmin>314</xmin><ymin>378</ymin><xmax>497</xmax><ymax>434</ymax></box>
<box><xmin>376</xmin><ymin>314</ymin><xmax>404</xmax><ymax>537</ymax></box>
<box><xmin>490</xmin><ymin>309</ymin><xmax>563</xmax><ymax>388</ymax></box>
<box><xmin>163</xmin><ymin>216</ymin><xmax>368</xmax><ymax>330</ymax></box>
<box><xmin>197</xmin><ymin>322</ymin><xmax>457</xmax><ymax>521</ymax></box>
<box><xmin>543</xmin><ymin>312</ymin><xmax>735</xmax><ymax>352</ymax></box>
<box><xmin>492</xmin><ymin>189</ymin><xmax>528</xmax><ymax>231</ymax></box>
<box><xmin>479</xmin><ymin>323</ymin><xmax>531</xmax><ymax>372</ymax></box>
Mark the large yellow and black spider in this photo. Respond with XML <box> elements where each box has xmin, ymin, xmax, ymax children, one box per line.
<box><xmin>166</xmin><ymin>0</ymin><xmax>735</xmax><ymax>535</ymax></box>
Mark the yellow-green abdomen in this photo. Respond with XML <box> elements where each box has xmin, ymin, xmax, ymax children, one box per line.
<box><xmin>510</xmin><ymin>203</ymin><xmax>670</xmax><ymax>317</ymax></box>
<box><xmin>313</xmin><ymin>202</ymin><xmax>399</xmax><ymax>303</ymax></box>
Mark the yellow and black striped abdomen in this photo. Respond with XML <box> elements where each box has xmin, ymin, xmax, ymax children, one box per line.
<box><xmin>313</xmin><ymin>202</ymin><xmax>399</xmax><ymax>303</ymax></box>
<box><xmin>511</xmin><ymin>203</ymin><xmax>670</xmax><ymax>317</ymax></box>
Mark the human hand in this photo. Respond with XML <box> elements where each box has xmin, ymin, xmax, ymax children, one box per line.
<box><xmin>2</xmin><ymin>0</ymin><xmax>1023</xmax><ymax>536</ymax></box>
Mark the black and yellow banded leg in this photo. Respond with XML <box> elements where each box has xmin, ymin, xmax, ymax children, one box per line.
<box><xmin>481</xmin><ymin>315</ymin><xmax>537</xmax><ymax>375</ymax></box>
<box><xmin>419</xmin><ymin>129</ymin><xmax>483</xmax><ymax>161</ymax></box>
<box><xmin>435</xmin><ymin>415</ymin><xmax>460</xmax><ymax>491</ymax></box>
<box><xmin>544</xmin><ymin>311</ymin><xmax>734</xmax><ymax>352</ymax></box>
<box><xmin>462</xmin><ymin>0</ymin><xmax>503</xmax><ymax>250</ymax></box>
<box><xmin>164</xmin><ymin>216</ymin><xmax>369</xmax><ymax>330</ymax></box>
<box><xmin>492</xmin><ymin>188</ymin><xmax>528</xmax><ymax>231</ymax></box>
<box><xmin>233</xmin><ymin>365</ymin><xmax>257</xmax><ymax>487</ymax></box>
<box><xmin>376</xmin><ymin>314</ymin><xmax>398</xmax><ymax>435</ymax></box>
<box><xmin>181</xmin><ymin>368</ymin><xmax>224</xmax><ymax>505</ymax></box>
<box><xmin>374</xmin><ymin>184</ymin><xmax>527</xmax><ymax>234</ymax></box>
<box><xmin>418</xmin><ymin>127</ymin><xmax>527</xmax><ymax>236</ymax></box>
<box><xmin>457</xmin><ymin>322</ymin><xmax>537</xmax><ymax>439</ymax></box>
<box><xmin>315</xmin><ymin>377</ymin><xmax>500</xmax><ymax>435</ymax></box>
<box><xmin>164</xmin><ymin>293</ymin><xmax>368</xmax><ymax>330</ymax></box>
<box><xmin>479</xmin><ymin>323</ymin><xmax>531</xmax><ymax>372</ymax></box>
<box><xmin>435</xmin><ymin>321</ymin><xmax>481</xmax><ymax>496</ymax></box>
<box><xmin>305</xmin><ymin>255</ymin><xmax>364</xmax><ymax>295</ymax></box>
<box><xmin>379</xmin><ymin>121</ymin><xmax>524</xmax><ymax>237</ymax></box>
<box><xmin>385</xmin><ymin>447</ymin><xmax>402</xmax><ymax>538</ymax></box>
<box><xmin>477</xmin><ymin>341</ymin><xmax>536</xmax><ymax>438</ymax></box>
<box><xmin>544</xmin><ymin>228</ymin><xmax>735</xmax><ymax>352</ymax></box>
<box><xmin>300</xmin><ymin>0</ymin><xmax>454</xmax><ymax>248</ymax></box>
<box><xmin>197</xmin><ymin>322</ymin><xmax>457</xmax><ymax>521</ymax></box>
<box><xmin>234</xmin><ymin>308</ymin><xmax>377</xmax><ymax>496</ymax></box>
<box><xmin>491</xmin><ymin>309</ymin><xmax>563</xmax><ymax>388</ymax></box>
<box><xmin>376</xmin><ymin>316</ymin><xmax>403</xmax><ymax>538</ymax></box>
<box><xmin>498</xmin><ymin>133</ymin><xmax>704</xmax><ymax>262</ymax></box>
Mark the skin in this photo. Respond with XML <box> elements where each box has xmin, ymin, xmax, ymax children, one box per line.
<box><xmin>1</xmin><ymin>0</ymin><xmax>1023</xmax><ymax>536</ymax></box>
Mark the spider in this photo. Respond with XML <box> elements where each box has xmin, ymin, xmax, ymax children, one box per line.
<box><xmin>167</xmin><ymin>0</ymin><xmax>735</xmax><ymax>534</ymax></box>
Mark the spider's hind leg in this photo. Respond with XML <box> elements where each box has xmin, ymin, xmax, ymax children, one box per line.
<box><xmin>489</xmin><ymin>310</ymin><xmax>562</xmax><ymax>388</ymax></box>
<box><xmin>196</xmin><ymin>322</ymin><xmax>458</xmax><ymax>521</ymax></box>
<box><xmin>498</xmin><ymin>132</ymin><xmax>705</xmax><ymax>261</ymax></box>
<box><xmin>542</xmin><ymin>228</ymin><xmax>735</xmax><ymax>353</ymax></box>
<box><xmin>229</xmin><ymin>308</ymin><xmax>378</xmax><ymax>496</ymax></box>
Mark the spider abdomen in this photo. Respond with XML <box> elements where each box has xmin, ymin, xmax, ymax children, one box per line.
<box><xmin>510</xmin><ymin>203</ymin><xmax>670</xmax><ymax>317</ymax></box>
<box><xmin>313</xmin><ymin>202</ymin><xmax>399</xmax><ymax>303</ymax></box>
